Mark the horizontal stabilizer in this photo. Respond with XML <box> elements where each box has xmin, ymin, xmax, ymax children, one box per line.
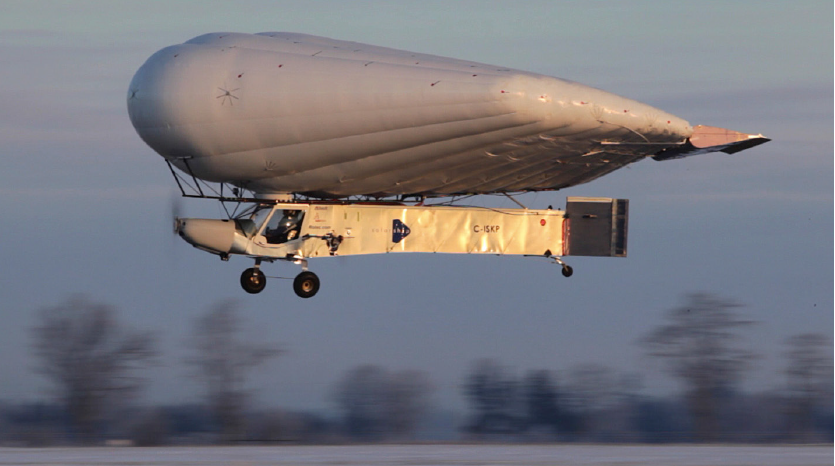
<box><xmin>652</xmin><ymin>125</ymin><xmax>770</xmax><ymax>161</ymax></box>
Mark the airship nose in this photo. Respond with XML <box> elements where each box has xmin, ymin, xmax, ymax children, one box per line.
<box><xmin>177</xmin><ymin>218</ymin><xmax>236</xmax><ymax>256</ymax></box>
<box><xmin>127</xmin><ymin>48</ymin><xmax>172</xmax><ymax>143</ymax></box>
<box><xmin>127</xmin><ymin>45</ymin><xmax>209</xmax><ymax>162</ymax></box>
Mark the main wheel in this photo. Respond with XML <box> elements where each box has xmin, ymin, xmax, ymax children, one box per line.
<box><xmin>293</xmin><ymin>271</ymin><xmax>320</xmax><ymax>298</ymax></box>
<box><xmin>240</xmin><ymin>268</ymin><xmax>267</xmax><ymax>294</ymax></box>
<box><xmin>561</xmin><ymin>265</ymin><xmax>574</xmax><ymax>278</ymax></box>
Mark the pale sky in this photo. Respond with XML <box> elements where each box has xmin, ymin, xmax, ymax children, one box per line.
<box><xmin>0</xmin><ymin>1</ymin><xmax>831</xmax><ymax>412</ymax></box>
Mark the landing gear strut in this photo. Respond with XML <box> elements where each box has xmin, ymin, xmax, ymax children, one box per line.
<box><xmin>551</xmin><ymin>256</ymin><xmax>573</xmax><ymax>278</ymax></box>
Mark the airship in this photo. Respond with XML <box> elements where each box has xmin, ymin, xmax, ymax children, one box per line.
<box><xmin>127</xmin><ymin>32</ymin><xmax>769</xmax><ymax>298</ymax></box>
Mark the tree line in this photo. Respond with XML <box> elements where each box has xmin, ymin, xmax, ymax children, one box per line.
<box><xmin>0</xmin><ymin>293</ymin><xmax>831</xmax><ymax>445</ymax></box>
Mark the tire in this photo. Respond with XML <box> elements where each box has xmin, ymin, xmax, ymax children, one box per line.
<box><xmin>561</xmin><ymin>265</ymin><xmax>574</xmax><ymax>278</ymax></box>
<box><xmin>293</xmin><ymin>271</ymin><xmax>320</xmax><ymax>298</ymax></box>
<box><xmin>240</xmin><ymin>268</ymin><xmax>267</xmax><ymax>294</ymax></box>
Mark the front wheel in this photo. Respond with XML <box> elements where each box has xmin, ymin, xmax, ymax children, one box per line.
<box><xmin>293</xmin><ymin>271</ymin><xmax>320</xmax><ymax>298</ymax></box>
<box><xmin>240</xmin><ymin>268</ymin><xmax>267</xmax><ymax>294</ymax></box>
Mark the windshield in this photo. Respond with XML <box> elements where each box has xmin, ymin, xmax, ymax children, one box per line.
<box><xmin>248</xmin><ymin>205</ymin><xmax>275</xmax><ymax>228</ymax></box>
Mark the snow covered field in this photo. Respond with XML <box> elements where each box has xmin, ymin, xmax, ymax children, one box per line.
<box><xmin>0</xmin><ymin>445</ymin><xmax>831</xmax><ymax>466</ymax></box>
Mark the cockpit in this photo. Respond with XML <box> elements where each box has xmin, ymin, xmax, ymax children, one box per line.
<box><xmin>264</xmin><ymin>209</ymin><xmax>305</xmax><ymax>244</ymax></box>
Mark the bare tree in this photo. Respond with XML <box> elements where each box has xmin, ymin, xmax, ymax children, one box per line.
<box><xmin>566</xmin><ymin>364</ymin><xmax>616</xmax><ymax>413</ymax></box>
<box><xmin>463</xmin><ymin>359</ymin><xmax>521</xmax><ymax>435</ymax></box>
<box><xmin>30</xmin><ymin>295</ymin><xmax>156</xmax><ymax>443</ymax></box>
<box><xmin>640</xmin><ymin>292</ymin><xmax>757</xmax><ymax>442</ymax></box>
<box><xmin>185</xmin><ymin>300</ymin><xmax>282</xmax><ymax>443</ymax></box>
<box><xmin>333</xmin><ymin>365</ymin><xmax>388</xmax><ymax>440</ymax></box>
<box><xmin>333</xmin><ymin>365</ymin><xmax>434</xmax><ymax>441</ymax></box>
<box><xmin>565</xmin><ymin>363</ymin><xmax>617</xmax><ymax>440</ymax></box>
<box><xmin>784</xmin><ymin>333</ymin><xmax>833</xmax><ymax>441</ymax></box>
<box><xmin>386</xmin><ymin>369</ymin><xmax>434</xmax><ymax>439</ymax></box>
<box><xmin>522</xmin><ymin>370</ymin><xmax>562</xmax><ymax>435</ymax></box>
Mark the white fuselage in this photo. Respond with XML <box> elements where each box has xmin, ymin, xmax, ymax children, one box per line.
<box><xmin>176</xmin><ymin>198</ymin><xmax>629</xmax><ymax>263</ymax></box>
<box><xmin>128</xmin><ymin>32</ymin><xmax>692</xmax><ymax>197</ymax></box>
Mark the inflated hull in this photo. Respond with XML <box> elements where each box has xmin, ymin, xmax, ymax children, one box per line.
<box><xmin>128</xmin><ymin>32</ymin><xmax>692</xmax><ymax>197</ymax></box>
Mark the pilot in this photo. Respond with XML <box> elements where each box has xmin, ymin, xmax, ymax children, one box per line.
<box><xmin>266</xmin><ymin>210</ymin><xmax>303</xmax><ymax>244</ymax></box>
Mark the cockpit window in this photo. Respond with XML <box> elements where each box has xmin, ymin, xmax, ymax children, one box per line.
<box><xmin>249</xmin><ymin>205</ymin><xmax>274</xmax><ymax>225</ymax></box>
<box><xmin>234</xmin><ymin>219</ymin><xmax>258</xmax><ymax>237</ymax></box>
<box><xmin>264</xmin><ymin>209</ymin><xmax>305</xmax><ymax>244</ymax></box>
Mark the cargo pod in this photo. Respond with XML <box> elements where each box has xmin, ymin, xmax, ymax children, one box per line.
<box><xmin>563</xmin><ymin>197</ymin><xmax>628</xmax><ymax>257</ymax></box>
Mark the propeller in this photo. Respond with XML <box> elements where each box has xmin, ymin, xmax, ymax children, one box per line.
<box><xmin>165</xmin><ymin>191</ymin><xmax>185</xmax><ymax>267</ymax></box>
<box><xmin>171</xmin><ymin>192</ymin><xmax>183</xmax><ymax>235</ymax></box>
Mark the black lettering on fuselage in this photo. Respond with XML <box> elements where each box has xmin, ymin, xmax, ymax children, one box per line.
<box><xmin>473</xmin><ymin>225</ymin><xmax>500</xmax><ymax>233</ymax></box>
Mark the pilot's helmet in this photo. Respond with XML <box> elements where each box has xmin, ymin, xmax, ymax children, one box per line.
<box><xmin>281</xmin><ymin>210</ymin><xmax>301</xmax><ymax>230</ymax></box>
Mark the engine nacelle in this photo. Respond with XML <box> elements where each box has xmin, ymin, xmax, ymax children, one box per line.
<box><xmin>176</xmin><ymin>218</ymin><xmax>236</xmax><ymax>257</ymax></box>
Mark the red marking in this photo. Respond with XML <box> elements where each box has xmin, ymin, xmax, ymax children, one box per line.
<box><xmin>238</xmin><ymin>74</ymin><xmax>243</xmax><ymax>78</ymax></box>
<box><xmin>667</xmin><ymin>120</ymin><xmax>671</xmax><ymax>124</ymax></box>
<box><xmin>501</xmin><ymin>90</ymin><xmax>506</xmax><ymax>93</ymax></box>
<box><xmin>540</xmin><ymin>219</ymin><xmax>546</xmax><ymax>226</ymax></box>
<box><xmin>278</xmin><ymin>64</ymin><xmax>283</xmax><ymax>68</ymax></box>
<box><xmin>580</xmin><ymin>101</ymin><xmax>586</xmax><ymax>104</ymax></box>
<box><xmin>473</xmin><ymin>74</ymin><xmax>477</xmax><ymax>77</ymax></box>
<box><xmin>623</xmin><ymin>109</ymin><xmax>628</xmax><ymax>113</ymax></box>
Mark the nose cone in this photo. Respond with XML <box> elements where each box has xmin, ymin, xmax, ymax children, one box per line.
<box><xmin>177</xmin><ymin>218</ymin><xmax>236</xmax><ymax>255</ymax></box>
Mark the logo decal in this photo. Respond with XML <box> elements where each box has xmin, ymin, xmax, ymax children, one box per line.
<box><xmin>392</xmin><ymin>219</ymin><xmax>411</xmax><ymax>243</ymax></box>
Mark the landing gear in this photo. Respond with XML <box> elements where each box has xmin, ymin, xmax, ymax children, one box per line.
<box><xmin>240</xmin><ymin>267</ymin><xmax>266</xmax><ymax>294</ymax></box>
<box><xmin>239</xmin><ymin>257</ymin><xmax>321</xmax><ymax>298</ymax></box>
<box><xmin>551</xmin><ymin>256</ymin><xmax>573</xmax><ymax>278</ymax></box>
<box><xmin>293</xmin><ymin>271</ymin><xmax>320</xmax><ymax>299</ymax></box>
